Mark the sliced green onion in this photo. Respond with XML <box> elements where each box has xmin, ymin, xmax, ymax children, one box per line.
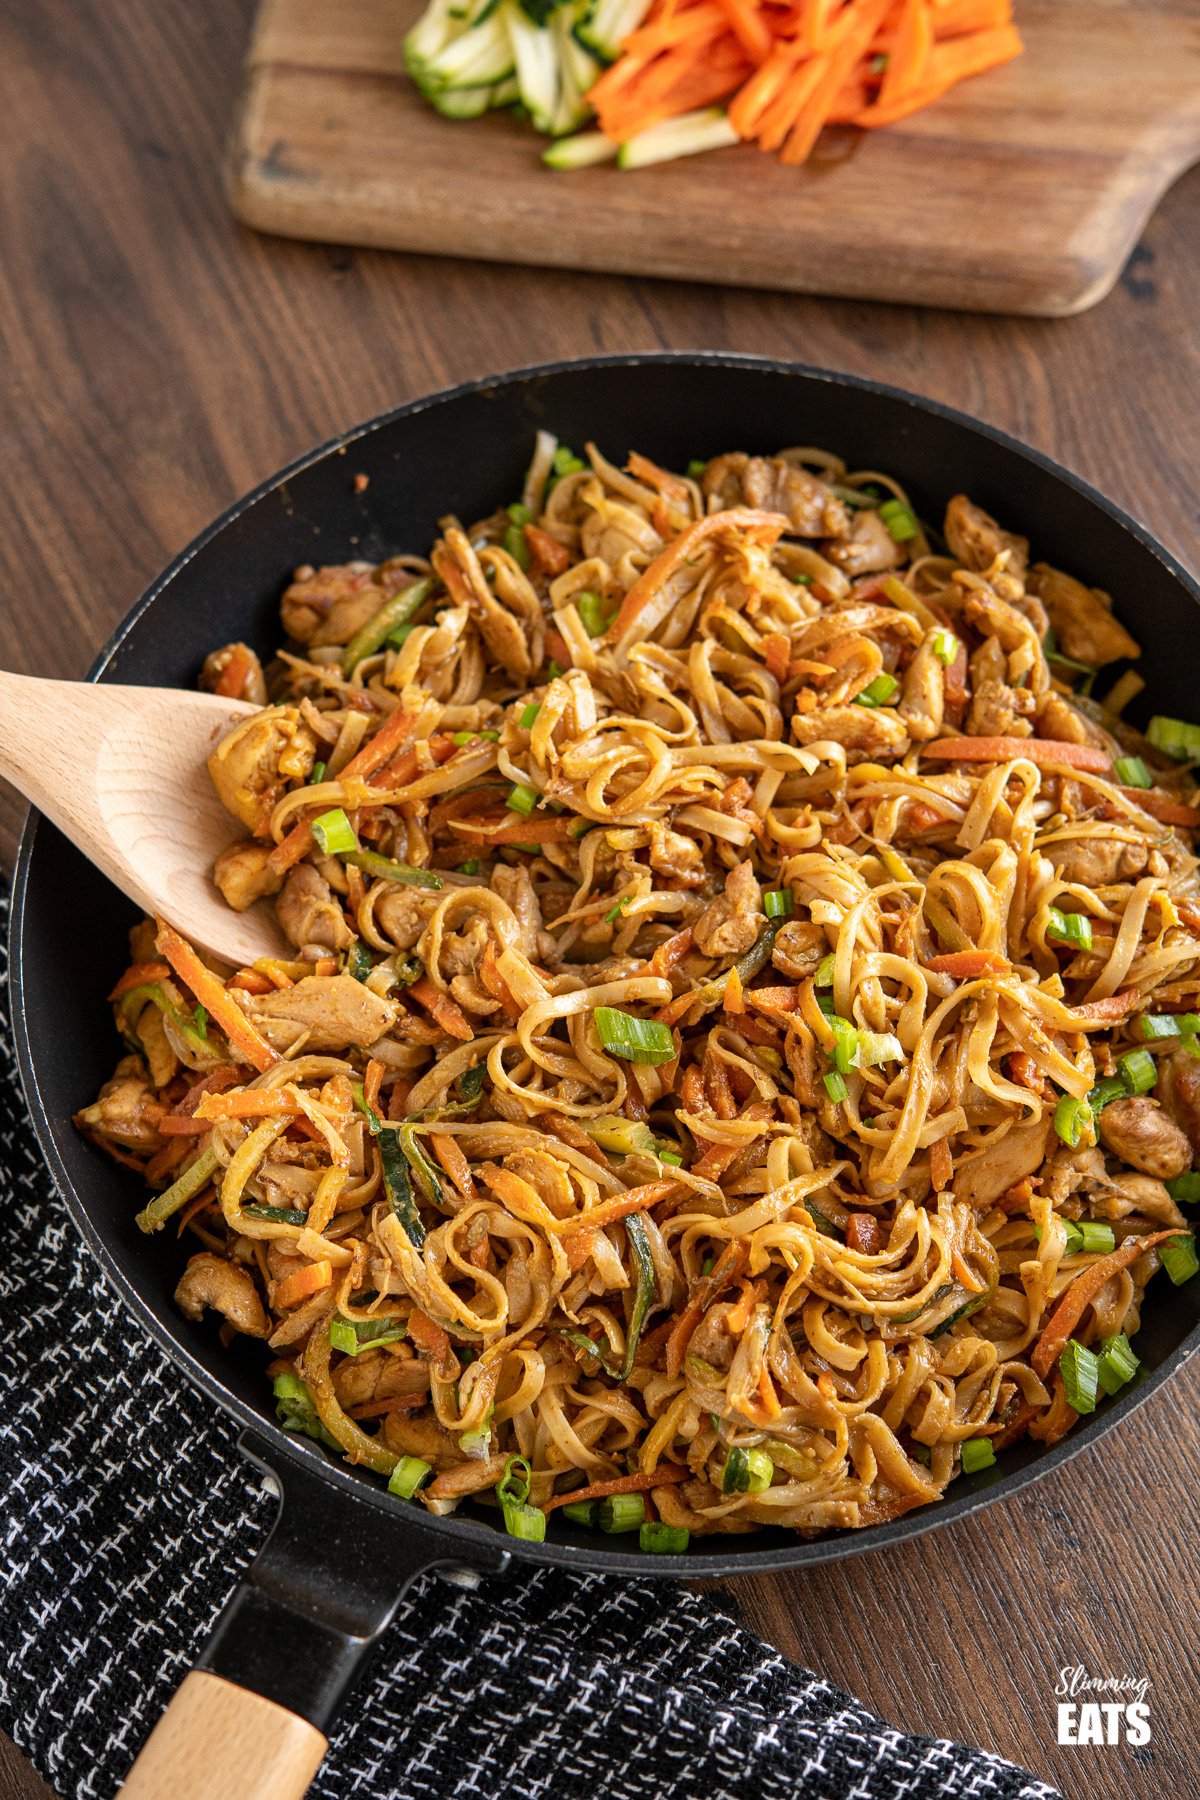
<box><xmin>340</xmin><ymin>575</ymin><xmax>436</xmax><ymax>675</ymax></box>
<box><xmin>823</xmin><ymin>1070</ymin><xmax>849</xmax><ymax>1104</ymax></box>
<box><xmin>1114</xmin><ymin>755</ymin><xmax>1153</xmax><ymax>789</ymax></box>
<box><xmin>273</xmin><ymin>1372</ymin><xmax>338</xmax><ymax>1450</ymax></box>
<box><xmin>1047</xmin><ymin>907</ymin><xmax>1093</xmax><ymax>951</ymax></box>
<box><xmin>552</xmin><ymin>446</ymin><xmax>584</xmax><ymax>478</ymax></box>
<box><xmin>593</xmin><ymin>1006</ymin><xmax>676</xmax><ymax>1065</ymax></box>
<box><xmin>503</xmin><ymin>521</ymin><xmax>530</xmax><ymax>569</ymax></box>
<box><xmin>686</xmin><ymin>459</ymin><xmax>707</xmax><ymax>479</ymax></box>
<box><xmin>1118</xmin><ymin>1048</ymin><xmax>1157</xmax><ymax>1095</ymax></box>
<box><xmin>878</xmin><ymin>498</ymin><xmax>919</xmax><ymax>542</ymax></box>
<box><xmin>497</xmin><ymin>1453</ymin><xmax>532</xmax><ymax>1508</ymax></box>
<box><xmin>1054</xmin><ymin>1094</ymin><xmax>1092</xmax><ymax>1148</ymax></box>
<box><xmin>960</xmin><ymin>1437</ymin><xmax>996</xmax><ymax>1474</ymax></box>
<box><xmin>393</xmin><ymin>953</ymin><xmax>421</xmax><ymax>986</ymax></box>
<box><xmin>1160</xmin><ymin>1232</ymin><xmax>1199</xmax><ymax>1285</ymax></box>
<box><xmin>457</xmin><ymin>860</ymin><xmax>481</xmax><ymax>876</ymax></box>
<box><xmin>659</xmin><ymin>1148</ymin><xmax>683</xmax><ymax>1166</ymax></box>
<box><xmin>585</xmin><ymin>1115</ymin><xmax>660</xmax><ymax>1155</ymax></box>
<box><xmin>1146</xmin><ymin>715</ymin><xmax>1200</xmax><ymax>760</ymax></box>
<box><xmin>507</xmin><ymin>783</ymin><xmax>539</xmax><ymax>817</ymax></box>
<box><xmin>1097</xmin><ymin>1333</ymin><xmax>1139</xmax><ymax>1396</ymax></box>
<box><xmin>1167</xmin><ymin>1171</ymin><xmax>1200</xmax><ymax>1203</ymax></box>
<box><xmin>1072</xmin><ymin>1220</ymin><xmax>1116</xmax><ymax>1256</ymax></box>
<box><xmin>1059</xmin><ymin>1339</ymin><xmax>1100</xmax><ymax>1413</ymax></box>
<box><xmin>312</xmin><ymin>808</ymin><xmax>359</xmax><ymax>857</ymax></box>
<box><xmin>329</xmin><ymin>1318</ymin><xmax>358</xmax><ymax>1355</ymax></box>
<box><xmin>742</xmin><ymin>1448</ymin><xmax>774</xmax><ymax>1492</ymax></box>
<box><xmin>507</xmin><ymin>502</ymin><xmax>532</xmax><ymax>526</ymax></box>
<box><xmin>597</xmin><ymin>1493</ymin><xmax>646</xmax><ymax>1533</ymax></box>
<box><xmin>502</xmin><ymin>1503</ymin><xmax>546</xmax><ymax>1541</ymax></box>
<box><xmin>577</xmin><ymin>590</ymin><xmax>616</xmax><ymax>637</ymax></box>
<box><xmin>815</xmin><ymin>953</ymin><xmax>836</xmax><ymax>989</ymax></box>
<box><xmin>451</xmin><ymin>728</ymin><xmax>500</xmax><ymax>745</ymax></box>
<box><xmin>135</xmin><ymin>1146</ymin><xmax>219</xmax><ymax>1234</ymax></box>
<box><xmin>605</xmin><ymin>896</ymin><xmax>632</xmax><ymax>924</ymax></box>
<box><xmin>933</xmin><ymin>631</ymin><xmax>959</xmax><ymax>666</ymax></box>
<box><xmin>640</xmin><ymin>1522</ymin><xmax>689</xmax><ymax>1554</ymax></box>
<box><xmin>561</xmin><ymin>1500</ymin><xmax>598</xmax><ymax>1526</ymax></box>
<box><xmin>763</xmin><ymin>889</ymin><xmax>794</xmax><ymax>920</ymax></box>
<box><xmin>854</xmin><ymin>672</ymin><xmax>899</xmax><ymax>708</ymax></box>
<box><xmin>192</xmin><ymin>1005</ymin><xmax>209</xmax><ymax>1041</ymax></box>
<box><xmin>520</xmin><ymin>702</ymin><xmax>541</xmax><ymax>730</ymax></box>
<box><xmin>547</xmin><ymin>659</ymin><xmax>565</xmax><ymax>679</ymax></box>
<box><xmin>388</xmin><ymin>1456</ymin><xmax>433</xmax><ymax>1500</ymax></box>
<box><xmin>1136</xmin><ymin>1013</ymin><xmax>1182</xmax><ymax>1042</ymax></box>
<box><xmin>855</xmin><ymin>1030</ymin><xmax>904</xmax><ymax>1068</ymax></box>
<box><xmin>459</xmin><ymin>1426</ymin><xmax>493</xmax><ymax>1458</ymax></box>
<box><xmin>346</xmin><ymin>849</ymin><xmax>442</xmax><ymax>891</ymax></box>
<box><xmin>1089</xmin><ymin>1075</ymin><xmax>1127</xmax><ymax>1114</ymax></box>
<box><xmin>722</xmin><ymin>1447</ymin><xmax>773</xmax><ymax>1493</ymax></box>
<box><xmin>309</xmin><ymin>760</ymin><xmax>327</xmax><ymax>785</ymax></box>
<box><xmin>329</xmin><ymin>1315</ymin><xmax>405</xmax><ymax>1356</ymax></box>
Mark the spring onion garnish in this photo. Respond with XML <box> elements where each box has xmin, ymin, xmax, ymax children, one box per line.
<box><xmin>1046</xmin><ymin>907</ymin><xmax>1093</xmax><ymax>952</ymax></box>
<box><xmin>309</xmin><ymin>760</ymin><xmax>327</xmax><ymax>785</ymax></box>
<box><xmin>586</xmin><ymin>1116</ymin><xmax>660</xmax><ymax>1155</ymax></box>
<box><xmin>1059</xmin><ymin>1339</ymin><xmax>1100</xmax><ymax>1414</ymax></box>
<box><xmin>824</xmin><ymin>1070</ymin><xmax>849</xmax><ymax>1104</ymax></box>
<box><xmin>561</xmin><ymin>1499</ymin><xmax>599</xmax><ymax>1526</ymax></box>
<box><xmin>345</xmin><ymin>849</ymin><xmax>443</xmax><ymax>891</ymax></box>
<box><xmin>1054</xmin><ymin>1094</ymin><xmax>1092</xmax><ymax>1148</ymax></box>
<box><xmin>388</xmin><ymin>1456</ymin><xmax>434</xmax><ymax>1500</ymax></box>
<box><xmin>1117</xmin><ymin>1048</ymin><xmax>1157</xmax><ymax>1096</ymax></box>
<box><xmin>1114</xmin><ymin>755</ymin><xmax>1153</xmax><ymax>789</ymax></box>
<box><xmin>135</xmin><ymin>1146</ymin><xmax>219</xmax><ymax>1234</ymax></box>
<box><xmin>640</xmin><ymin>1522</ymin><xmax>690</xmax><ymax>1554</ymax></box>
<box><xmin>577</xmin><ymin>590</ymin><xmax>616</xmax><ymax>637</ymax></box>
<box><xmin>1097</xmin><ymin>1333</ymin><xmax>1140</xmax><ymax>1396</ymax></box>
<box><xmin>551</xmin><ymin>445</ymin><xmax>584</xmax><ymax>480</ymax></box>
<box><xmin>329</xmin><ymin>1316</ymin><xmax>405</xmax><ymax>1356</ymax></box>
<box><xmin>1146</xmin><ymin>715</ymin><xmax>1200</xmax><ymax>760</ymax></box>
<box><xmin>503</xmin><ymin>521</ymin><xmax>531</xmax><ymax>569</ymax></box>
<box><xmin>659</xmin><ymin>1148</ymin><xmax>684</xmax><ymax>1166</ymax></box>
<box><xmin>507</xmin><ymin>502</ymin><xmax>532</xmax><ymax>526</ymax></box>
<box><xmin>1136</xmin><ymin>1013</ymin><xmax>1183</xmax><ymax>1041</ymax></box>
<box><xmin>1089</xmin><ymin>1074</ymin><xmax>1126</xmax><ymax>1114</ymax></box>
<box><xmin>312</xmin><ymin>808</ymin><xmax>359</xmax><ymax>857</ymax></box>
<box><xmin>594</xmin><ymin>1006</ymin><xmax>676</xmax><ymax>1065</ymax></box>
<box><xmin>274</xmin><ymin>1372</ymin><xmax>339</xmax><ymax>1449</ymax></box>
<box><xmin>1062</xmin><ymin>1220</ymin><xmax>1116</xmax><ymax>1257</ymax></box>
<box><xmin>457</xmin><ymin>860</ymin><xmax>481</xmax><ymax>876</ymax></box>
<box><xmin>507</xmin><ymin>783</ymin><xmax>539</xmax><ymax>817</ymax></box>
<box><xmin>855</xmin><ymin>1030</ymin><xmax>905</xmax><ymax>1068</ymax></box>
<box><xmin>1160</xmin><ymin>1232</ymin><xmax>1199</xmax><ymax>1285</ymax></box>
<box><xmin>722</xmin><ymin>1447</ymin><xmax>773</xmax><ymax>1494</ymax></box>
<box><xmin>605</xmin><ymin>895</ymin><xmax>632</xmax><ymax>924</ymax></box>
<box><xmin>815</xmin><ymin>953</ymin><xmax>836</xmax><ymax>989</ymax></box>
<box><xmin>451</xmin><ymin>728</ymin><xmax>500</xmax><ymax>745</ymax></box>
<box><xmin>686</xmin><ymin>459</ymin><xmax>707</xmax><ymax>479</ymax></box>
<box><xmin>932</xmin><ymin>631</ymin><xmax>959</xmax><ymax>666</ymax></box>
<box><xmin>854</xmin><ymin>673</ymin><xmax>899</xmax><ymax>708</ymax></box>
<box><xmin>497</xmin><ymin>1453</ymin><xmax>531</xmax><ymax>1507</ymax></box>
<box><xmin>763</xmin><ymin>889</ymin><xmax>794</xmax><ymax>920</ymax></box>
<box><xmin>597</xmin><ymin>1494</ymin><xmax>646</xmax><ymax>1533</ymax></box>
<box><xmin>1167</xmin><ymin>1171</ymin><xmax>1200</xmax><ymax>1204</ymax></box>
<box><xmin>340</xmin><ymin>574</ymin><xmax>436</xmax><ymax>675</ymax></box>
<box><xmin>959</xmin><ymin>1438</ymin><xmax>996</xmax><ymax>1474</ymax></box>
<box><xmin>520</xmin><ymin>702</ymin><xmax>541</xmax><ymax>729</ymax></box>
<box><xmin>878</xmin><ymin>498</ymin><xmax>919</xmax><ymax>542</ymax></box>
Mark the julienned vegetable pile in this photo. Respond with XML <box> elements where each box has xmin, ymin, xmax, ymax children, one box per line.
<box><xmin>78</xmin><ymin>432</ymin><xmax>1200</xmax><ymax>1552</ymax></box>
<box><xmin>405</xmin><ymin>0</ymin><xmax>1023</xmax><ymax>170</ymax></box>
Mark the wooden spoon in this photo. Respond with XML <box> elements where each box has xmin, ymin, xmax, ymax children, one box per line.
<box><xmin>0</xmin><ymin>670</ymin><xmax>287</xmax><ymax>967</ymax></box>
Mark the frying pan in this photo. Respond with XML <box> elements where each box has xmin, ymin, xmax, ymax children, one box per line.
<box><xmin>10</xmin><ymin>354</ymin><xmax>1200</xmax><ymax>1799</ymax></box>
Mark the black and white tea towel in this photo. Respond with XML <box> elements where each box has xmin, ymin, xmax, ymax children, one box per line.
<box><xmin>0</xmin><ymin>888</ymin><xmax>1060</xmax><ymax>1800</ymax></box>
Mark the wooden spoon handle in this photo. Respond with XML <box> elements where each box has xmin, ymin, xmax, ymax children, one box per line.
<box><xmin>119</xmin><ymin>1671</ymin><xmax>327</xmax><ymax>1800</ymax></box>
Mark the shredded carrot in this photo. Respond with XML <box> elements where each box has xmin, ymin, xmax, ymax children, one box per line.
<box><xmin>755</xmin><ymin>1362</ymin><xmax>782</xmax><ymax>1419</ymax></box>
<box><xmin>267</xmin><ymin>821</ymin><xmax>314</xmax><ymax>877</ymax></box>
<box><xmin>723</xmin><ymin>1280</ymin><xmax>757</xmax><ymax>1334</ymax></box>
<box><xmin>951</xmin><ymin>1249</ymin><xmax>986</xmax><ymax>1294</ymax></box>
<box><xmin>196</xmin><ymin>1090</ymin><xmax>303</xmax><ymax>1122</ymax></box>
<box><xmin>363</xmin><ymin>1057</ymin><xmax>385</xmax><ymax>1115</ymax></box>
<box><xmin>761</xmin><ymin>632</ymin><xmax>792</xmax><ymax>685</ymax></box>
<box><xmin>409</xmin><ymin>975</ymin><xmax>474</xmax><ymax>1042</ymax></box>
<box><xmin>559</xmin><ymin>1179</ymin><xmax>680</xmax><ymax>1235</ymax></box>
<box><xmin>604</xmin><ymin>509</ymin><xmax>789</xmax><ymax>644</ymax></box>
<box><xmin>408</xmin><ymin>1308</ymin><xmax>452</xmax><ymax>1364</ymax></box>
<box><xmin>543</xmin><ymin>1466</ymin><xmax>690</xmax><ymax>1513</ymax></box>
<box><xmin>523</xmin><ymin>524</ymin><xmax>572</xmax><ymax>578</ymax></box>
<box><xmin>665</xmin><ymin>1236</ymin><xmax>750</xmax><ymax>1376</ymax></box>
<box><xmin>108</xmin><ymin>962</ymin><xmax>172</xmax><ymax>1001</ymax></box>
<box><xmin>846</xmin><ymin>1212</ymin><xmax>883</xmax><ymax>1254</ymax></box>
<box><xmin>627</xmin><ymin>451</ymin><xmax>690</xmax><ymax>503</ymax></box>
<box><xmin>155</xmin><ymin>921</ymin><xmax>279</xmax><ymax>1074</ymax></box>
<box><xmin>650</xmin><ymin>926</ymin><xmax>694</xmax><ymax>978</ymax></box>
<box><xmin>925</xmin><ymin>949</ymin><xmax>1010</xmax><ymax>978</ymax></box>
<box><xmin>746</xmin><ymin>983</ymin><xmax>802</xmax><ymax>1012</ymax></box>
<box><xmin>449</xmin><ymin>810</ymin><xmax>574</xmax><ymax>846</ymax></box>
<box><xmin>690</xmin><ymin>1099</ymin><xmax>774</xmax><ymax>1180</ymax></box>
<box><xmin>214</xmin><ymin>644</ymin><xmax>254</xmax><ymax>700</ymax></box>
<box><xmin>337</xmin><ymin>706</ymin><xmax>419</xmax><ymax>786</ymax></box>
<box><xmin>1031</xmin><ymin>1230</ymin><xmax>1185</xmax><ymax>1379</ymax></box>
<box><xmin>275</xmin><ymin>1260</ymin><xmax>333</xmax><ymax>1308</ymax></box>
<box><xmin>723</xmin><ymin>967</ymin><xmax>745</xmax><ymax>1013</ymax></box>
<box><xmin>227</xmin><ymin>970</ymin><xmax>276</xmax><ymax>996</ymax></box>
<box><xmin>431</xmin><ymin>1131</ymin><xmax>475</xmax><ymax>1199</ymax></box>
<box><xmin>1122</xmin><ymin>788</ymin><xmax>1200</xmax><ymax>828</ymax></box>
<box><xmin>929</xmin><ymin>1137</ymin><xmax>953</xmax><ymax>1193</ymax></box>
<box><xmin>923</xmin><ymin>736</ymin><xmax>1111</xmax><ymax>773</ymax></box>
<box><xmin>564</xmin><ymin>1228</ymin><xmax>598</xmax><ymax>1273</ymax></box>
<box><xmin>480</xmin><ymin>940</ymin><xmax>524</xmax><ymax>1022</ymax></box>
<box><xmin>1064</xmin><ymin>992</ymin><xmax>1138</xmax><ymax>1026</ymax></box>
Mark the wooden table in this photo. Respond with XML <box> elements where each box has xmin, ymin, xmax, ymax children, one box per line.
<box><xmin>2</xmin><ymin>5</ymin><xmax>1198</xmax><ymax>1798</ymax></box>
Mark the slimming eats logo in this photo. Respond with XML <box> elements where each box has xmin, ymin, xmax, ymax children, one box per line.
<box><xmin>1054</xmin><ymin>1666</ymin><xmax>1151</xmax><ymax>1746</ymax></box>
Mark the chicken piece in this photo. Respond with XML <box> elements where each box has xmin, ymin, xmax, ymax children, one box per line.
<box><xmin>1155</xmin><ymin>1048</ymin><xmax>1200</xmax><ymax>1156</ymax></box>
<box><xmin>1090</xmin><ymin>1172</ymin><xmax>1187</xmax><ymax>1228</ymax></box>
<box><xmin>791</xmin><ymin>702</ymin><xmax>911</xmax><ymax>764</ymax></box>
<box><xmin>1043</xmin><ymin>836</ymin><xmax>1148</xmax><ymax>885</ymax></box>
<box><xmin>771</xmin><ymin>918</ymin><xmax>827</xmax><ymax>979</ymax></box>
<box><xmin>1036</xmin><ymin>691</ymin><xmax>1114</xmax><ymax>751</ymax></box>
<box><xmin>646</xmin><ymin>820</ymin><xmax>706</xmax><ymax>887</ymax></box>
<box><xmin>953</xmin><ymin>1116</ymin><xmax>1051</xmax><ymax>1209</ymax></box>
<box><xmin>1041</xmin><ymin>1144</ymin><xmax>1107</xmax><ymax>1206</ymax></box>
<box><xmin>199</xmin><ymin>642</ymin><xmax>268</xmax><ymax>706</ymax></box>
<box><xmin>175</xmin><ymin>1253</ymin><xmax>270</xmax><ymax>1337</ymax></box>
<box><xmin>213</xmin><ymin>840</ymin><xmax>285</xmax><ymax>912</ymax></box>
<box><xmin>945</xmin><ymin>496</ymin><xmax>1029</xmax><ymax>579</ymax></box>
<box><xmin>579</xmin><ymin>496</ymin><xmax>662</xmax><ymax>568</ymax></box>
<box><xmin>207</xmin><ymin>706</ymin><xmax>306</xmax><ymax>836</ymax></box>
<box><xmin>823</xmin><ymin>509</ymin><xmax>904</xmax><ymax>576</ymax></box>
<box><xmin>280</xmin><ymin>560</ymin><xmax>411</xmax><ymax>650</ymax></box>
<box><xmin>685</xmin><ymin>1301</ymin><xmax>738</xmax><ymax>1372</ymax></box>
<box><xmin>242</xmin><ymin>974</ymin><xmax>398</xmax><ymax>1053</ymax></box>
<box><xmin>75</xmin><ymin>1055</ymin><xmax>163</xmax><ymax>1153</ymax></box>
<box><xmin>426</xmin><ymin>1454</ymin><xmax>509</xmax><ymax>1501</ymax></box>
<box><xmin>490</xmin><ymin>862</ymin><xmax>553</xmax><ymax>961</ymax></box>
<box><xmin>702</xmin><ymin>454</ymin><xmax>849</xmax><ymax>539</ymax></box>
<box><xmin>276</xmin><ymin>864</ymin><xmax>353</xmax><ymax>953</ymax></box>
<box><xmin>967</xmin><ymin>677</ymin><xmax>1035</xmax><ymax>739</ymax></box>
<box><xmin>692</xmin><ymin>860</ymin><xmax>764</xmax><ymax>960</ymax></box>
<box><xmin>374</xmin><ymin>884</ymin><xmax>437</xmax><ymax>953</ymax></box>
<box><xmin>1098</xmin><ymin>1097</ymin><xmax>1191</xmax><ymax>1180</ymax></box>
<box><xmin>1027</xmin><ymin>564</ymin><xmax>1140</xmax><ymax>668</ymax></box>
<box><xmin>333</xmin><ymin>1352</ymin><xmax>430</xmax><ymax>1408</ymax></box>
<box><xmin>898</xmin><ymin>634</ymin><xmax>946</xmax><ymax>742</ymax></box>
<box><xmin>382</xmin><ymin>1407</ymin><xmax>461</xmax><ymax>1469</ymax></box>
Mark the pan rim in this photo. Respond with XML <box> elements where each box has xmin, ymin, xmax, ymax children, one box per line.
<box><xmin>9</xmin><ymin>349</ymin><xmax>1200</xmax><ymax>1577</ymax></box>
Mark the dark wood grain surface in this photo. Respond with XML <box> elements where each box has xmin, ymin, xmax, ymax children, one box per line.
<box><xmin>2</xmin><ymin>5</ymin><xmax>1199</xmax><ymax>1799</ymax></box>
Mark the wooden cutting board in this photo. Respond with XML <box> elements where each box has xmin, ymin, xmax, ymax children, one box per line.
<box><xmin>227</xmin><ymin>0</ymin><xmax>1200</xmax><ymax>316</ymax></box>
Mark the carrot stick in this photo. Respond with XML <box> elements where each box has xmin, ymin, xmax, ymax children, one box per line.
<box><xmin>878</xmin><ymin>0</ymin><xmax>933</xmax><ymax>108</ymax></box>
<box><xmin>109</xmin><ymin>962</ymin><xmax>173</xmax><ymax>1001</ymax></box>
<box><xmin>337</xmin><ymin>706</ymin><xmax>419</xmax><ymax>786</ymax></box>
<box><xmin>363</xmin><ymin>1057</ymin><xmax>385</xmax><ymax>1115</ymax></box>
<box><xmin>195</xmin><ymin>1090</ymin><xmax>303</xmax><ymax>1121</ymax></box>
<box><xmin>431</xmin><ymin>1131</ymin><xmax>475</xmax><ymax>1199</ymax></box>
<box><xmin>761</xmin><ymin>632</ymin><xmax>792</xmax><ymax>684</ymax></box>
<box><xmin>925</xmin><ymin>950</ymin><xmax>1010</xmax><ymax>978</ymax></box>
<box><xmin>922</xmin><ymin>736</ymin><xmax>1111</xmax><ymax>773</ymax></box>
<box><xmin>627</xmin><ymin>451</ymin><xmax>690</xmax><ymax>503</ymax></box>
<box><xmin>155</xmin><ymin>921</ymin><xmax>279</xmax><ymax>1074</ymax></box>
<box><xmin>1121</xmin><ymin>789</ymin><xmax>1200</xmax><ymax>828</ymax></box>
<box><xmin>604</xmin><ymin>509</ymin><xmax>788</xmax><ymax>645</ymax></box>
<box><xmin>929</xmin><ymin>1137</ymin><xmax>952</xmax><ymax>1192</ymax></box>
<box><xmin>713</xmin><ymin>0</ymin><xmax>774</xmax><ymax>63</ymax></box>
<box><xmin>560</xmin><ymin>1179</ymin><xmax>681</xmax><ymax>1235</ymax></box>
<box><xmin>267</xmin><ymin>820</ymin><xmax>314</xmax><ymax>877</ymax></box>
<box><xmin>449</xmin><ymin>811</ymin><xmax>574</xmax><ymax>845</ymax></box>
<box><xmin>407</xmin><ymin>1308</ymin><xmax>452</xmax><ymax>1364</ymax></box>
<box><xmin>409</xmin><ymin>976</ymin><xmax>474</xmax><ymax>1042</ymax></box>
<box><xmin>747</xmin><ymin>984</ymin><xmax>802</xmax><ymax>1012</ymax></box>
<box><xmin>275</xmin><ymin>1260</ymin><xmax>333</xmax><ymax>1308</ymax></box>
<box><xmin>780</xmin><ymin>0</ymin><xmax>892</xmax><ymax>165</ymax></box>
<box><xmin>542</xmin><ymin>1466</ymin><xmax>690</xmax><ymax>1513</ymax></box>
<box><xmin>1031</xmin><ymin>1231</ymin><xmax>1185</xmax><ymax>1378</ymax></box>
<box><xmin>650</xmin><ymin>926</ymin><xmax>694</xmax><ymax>978</ymax></box>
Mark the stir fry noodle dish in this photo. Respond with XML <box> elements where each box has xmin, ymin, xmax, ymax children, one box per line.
<box><xmin>78</xmin><ymin>434</ymin><xmax>1200</xmax><ymax>1551</ymax></box>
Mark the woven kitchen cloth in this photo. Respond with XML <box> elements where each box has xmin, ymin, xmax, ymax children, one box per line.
<box><xmin>0</xmin><ymin>888</ymin><xmax>1060</xmax><ymax>1800</ymax></box>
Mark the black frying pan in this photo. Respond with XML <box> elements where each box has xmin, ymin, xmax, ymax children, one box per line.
<box><xmin>10</xmin><ymin>354</ymin><xmax>1200</xmax><ymax>1798</ymax></box>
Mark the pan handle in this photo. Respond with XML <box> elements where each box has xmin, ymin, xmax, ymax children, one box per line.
<box><xmin>119</xmin><ymin>1428</ymin><xmax>511</xmax><ymax>1800</ymax></box>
